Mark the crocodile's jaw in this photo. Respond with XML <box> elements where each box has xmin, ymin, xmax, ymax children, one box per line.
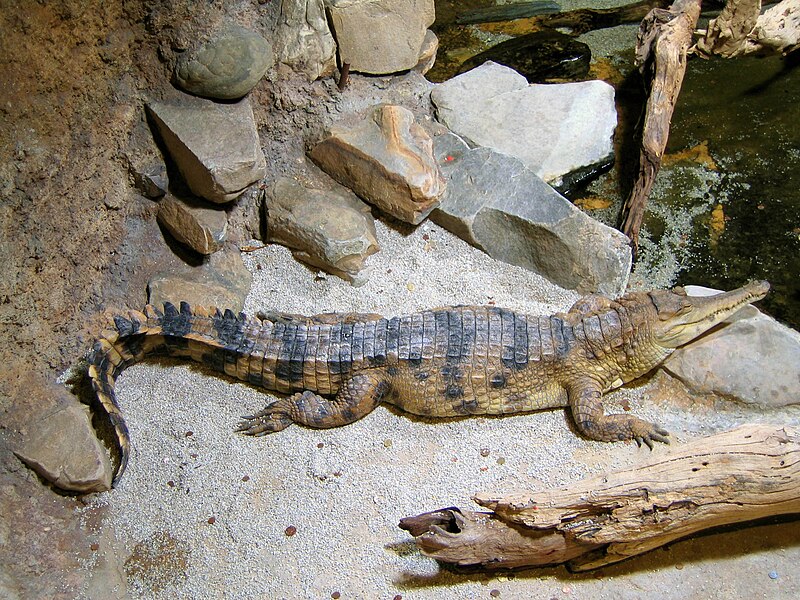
<box><xmin>651</xmin><ymin>280</ymin><xmax>770</xmax><ymax>349</ymax></box>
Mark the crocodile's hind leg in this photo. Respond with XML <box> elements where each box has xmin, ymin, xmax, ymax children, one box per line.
<box><xmin>236</xmin><ymin>370</ymin><xmax>391</xmax><ymax>435</ymax></box>
<box><xmin>567</xmin><ymin>378</ymin><xmax>670</xmax><ymax>448</ymax></box>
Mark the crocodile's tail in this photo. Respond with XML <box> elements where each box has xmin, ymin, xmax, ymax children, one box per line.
<box><xmin>88</xmin><ymin>301</ymin><xmax>247</xmax><ymax>486</ymax></box>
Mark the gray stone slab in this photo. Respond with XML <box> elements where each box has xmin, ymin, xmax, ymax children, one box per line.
<box><xmin>664</xmin><ymin>285</ymin><xmax>800</xmax><ymax>408</ymax></box>
<box><xmin>148</xmin><ymin>96</ymin><xmax>266</xmax><ymax>203</ymax></box>
<box><xmin>431</xmin><ymin>61</ymin><xmax>617</xmax><ymax>185</ymax></box>
<box><xmin>431</xmin><ymin>133</ymin><xmax>631</xmax><ymax>296</ymax></box>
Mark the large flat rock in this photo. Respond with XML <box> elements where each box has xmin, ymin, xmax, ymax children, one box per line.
<box><xmin>664</xmin><ymin>285</ymin><xmax>800</xmax><ymax>408</ymax></box>
<box><xmin>431</xmin><ymin>133</ymin><xmax>631</xmax><ymax>296</ymax></box>
<box><xmin>147</xmin><ymin>96</ymin><xmax>266</xmax><ymax>203</ymax></box>
<box><xmin>431</xmin><ymin>61</ymin><xmax>617</xmax><ymax>185</ymax></box>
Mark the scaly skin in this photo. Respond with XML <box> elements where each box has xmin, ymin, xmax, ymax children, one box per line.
<box><xmin>86</xmin><ymin>281</ymin><xmax>770</xmax><ymax>486</ymax></box>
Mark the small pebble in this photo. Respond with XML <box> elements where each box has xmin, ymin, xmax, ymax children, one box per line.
<box><xmin>407</xmin><ymin>282</ymin><xmax>416</xmax><ymax>292</ymax></box>
<box><xmin>675</xmin><ymin>564</ymin><xmax>684</xmax><ymax>570</ymax></box>
<box><xmin>167</xmin><ymin>480</ymin><xmax>175</xmax><ymax>487</ymax></box>
<box><xmin>285</xmin><ymin>525</ymin><xmax>297</xmax><ymax>537</ymax></box>
<box><xmin>90</xmin><ymin>543</ymin><xmax>99</xmax><ymax>552</ymax></box>
<box><xmin>383</xmin><ymin>439</ymin><xmax>393</xmax><ymax>448</ymax></box>
<box><xmin>496</xmin><ymin>457</ymin><xmax>506</xmax><ymax>465</ymax></box>
<box><xmin>490</xmin><ymin>590</ymin><xmax>500</xmax><ymax>597</ymax></box>
<box><xmin>768</xmin><ymin>570</ymin><xmax>778</xmax><ymax>580</ymax></box>
<box><xmin>331</xmin><ymin>592</ymin><xmax>341</xmax><ymax>599</ymax></box>
<box><xmin>185</xmin><ymin>431</ymin><xmax>193</xmax><ymax>437</ymax></box>
<box><xmin>190</xmin><ymin>453</ymin><xmax>198</xmax><ymax>459</ymax></box>
<box><xmin>480</xmin><ymin>448</ymin><xmax>490</xmax><ymax>457</ymax></box>
<box><xmin>207</xmin><ymin>516</ymin><xmax>216</xmax><ymax>525</ymax></box>
<box><xmin>241</xmin><ymin>475</ymin><xmax>250</xmax><ymax>482</ymax></box>
<box><xmin>393</xmin><ymin>595</ymin><xmax>402</xmax><ymax>600</ymax></box>
<box><xmin>317</xmin><ymin>442</ymin><xmax>325</xmax><ymax>449</ymax></box>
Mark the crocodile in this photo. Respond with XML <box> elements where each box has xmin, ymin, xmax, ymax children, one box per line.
<box><xmin>87</xmin><ymin>280</ymin><xmax>769</xmax><ymax>486</ymax></box>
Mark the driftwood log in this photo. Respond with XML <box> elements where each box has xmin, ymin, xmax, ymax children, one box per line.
<box><xmin>695</xmin><ymin>0</ymin><xmax>800</xmax><ymax>57</ymax></box>
<box><xmin>619</xmin><ymin>0</ymin><xmax>702</xmax><ymax>252</ymax></box>
<box><xmin>400</xmin><ymin>424</ymin><xmax>800</xmax><ymax>571</ymax></box>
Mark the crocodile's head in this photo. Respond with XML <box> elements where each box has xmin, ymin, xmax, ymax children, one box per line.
<box><xmin>649</xmin><ymin>280</ymin><xmax>769</xmax><ymax>348</ymax></box>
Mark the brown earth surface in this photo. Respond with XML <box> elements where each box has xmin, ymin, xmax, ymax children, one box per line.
<box><xmin>0</xmin><ymin>2</ymin><xmax>273</xmax><ymax>596</ymax></box>
<box><xmin>1</xmin><ymin>2</ymin><xmax>797</xmax><ymax>598</ymax></box>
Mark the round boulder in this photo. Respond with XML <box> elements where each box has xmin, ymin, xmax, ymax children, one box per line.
<box><xmin>174</xmin><ymin>26</ymin><xmax>274</xmax><ymax>99</ymax></box>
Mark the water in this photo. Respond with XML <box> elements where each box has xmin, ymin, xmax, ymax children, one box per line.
<box><xmin>429</xmin><ymin>1</ymin><xmax>799</xmax><ymax>328</ymax></box>
<box><xmin>667</xmin><ymin>54</ymin><xmax>800</xmax><ymax>329</ymax></box>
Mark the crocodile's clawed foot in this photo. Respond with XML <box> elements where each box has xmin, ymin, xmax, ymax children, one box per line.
<box><xmin>633</xmin><ymin>423</ymin><xmax>670</xmax><ymax>449</ymax></box>
<box><xmin>236</xmin><ymin>404</ymin><xmax>292</xmax><ymax>436</ymax></box>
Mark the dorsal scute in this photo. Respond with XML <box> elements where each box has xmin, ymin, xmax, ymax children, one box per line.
<box><xmin>144</xmin><ymin>304</ymin><xmax>163</xmax><ymax>321</ymax></box>
<box><xmin>163</xmin><ymin>302</ymin><xmax>179</xmax><ymax>318</ymax></box>
<box><xmin>113</xmin><ymin>315</ymin><xmax>135</xmax><ymax>336</ymax></box>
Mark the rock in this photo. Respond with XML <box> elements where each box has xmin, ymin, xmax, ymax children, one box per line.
<box><xmin>275</xmin><ymin>0</ymin><xmax>337</xmax><ymax>80</ymax></box>
<box><xmin>266</xmin><ymin>178</ymin><xmax>379</xmax><ymax>285</ymax></box>
<box><xmin>148</xmin><ymin>247</ymin><xmax>252</xmax><ymax>312</ymax></box>
<box><xmin>124</xmin><ymin>118</ymin><xmax>169</xmax><ymax>198</ymax></box>
<box><xmin>173</xmin><ymin>26</ymin><xmax>274</xmax><ymax>99</ymax></box>
<box><xmin>309</xmin><ymin>105</ymin><xmax>445</xmax><ymax>225</ymax></box>
<box><xmin>13</xmin><ymin>380</ymin><xmax>113</xmax><ymax>493</ymax></box>
<box><xmin>132</xmin><ymin>163</ymin><xmax>169</xmax><ymax>199</ymax></box>
<box><xmin>147</xmin><ymin>96</ymin><xmax>266</xmax><ymax>203</ymax></box>
<box><xmin>325</xmin><ymin>0</ymin><xmax>436</xmax><ymax>74</ymax></box>
<box><xmin>663</xmin><ymin>285</ymin><xmax>800</xmax><ymax>409</ymax></box>
<box><xmin>458</xmin><ymin>30</ymin><xmax>591</xmax><ymax>83</ymax></box>
<box><xmin>414</xmin><ymin>29</ymin><xmax>439</xmax><ymax>75</ymax></box>
<box><xmin>431</xmin><ymin>61</ymin><xmax>617</xmax><ymax>185</ymax></box>
<box><xmin>431</xmin><ymin>133</ymin><xmax>631</xmax><ymax>296</ymax></box>
<box><xmin>157</xmin><ymin>195</ymin><xmax>228</xmax><ymax>255</ymax></box>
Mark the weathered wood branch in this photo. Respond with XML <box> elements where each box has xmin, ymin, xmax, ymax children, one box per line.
<box><xmin>695</xmin><ymin>0</ymin><xmax>800</xmax><ymax>57</ymax></box>
<box><xmin>400</xmin><ymin>424</ymin><xmax>800</xmax><ymax>571</ymax></box>
<box><xmin>619</xmin><ymin>0</ymin><xmax>702</xmax><ymax>252</ymax></box>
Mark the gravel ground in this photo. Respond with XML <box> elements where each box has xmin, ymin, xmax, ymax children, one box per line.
<box><xmin>80</xmin><ymin>220</ymin><xmax>799</xmax><ymax>599</ymax></box>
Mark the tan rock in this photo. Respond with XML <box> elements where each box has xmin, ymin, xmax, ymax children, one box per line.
<box><xmin>148</xmin><ymin>247</ymin><xmax>252</xmax><ymax>312</ymax></box>
<box><xmin>413</xmin><ymin>29</ymin><xmax>439</xmax><ymax>75</ymax></box>
<box><xmin>275</xmin><ymin>0</ymin><xmax>337</xmax><ymax>80</ymax></box>
<box><xmin>157</xmin><ymin>194</ymin><xmax>228</xmax><ymax>255</ymax></box>
<box><xmin>325</xmin><ymin>0</ymin><xmax>435</xmax><ymax>74</ymax></box>
<box><xmin>309</xmin><ymin>105</ymin><xmax>445</xmax><ymax>224</ymax></box>
<box><xmin>13</xmin><ymin>380</ymin><xmax>113</xmax><ymax>493</ymax></box>
<box><xmin>267</xmin><ymin>177</ymin><xmax>379</xmax><ymax>285</ymax></box>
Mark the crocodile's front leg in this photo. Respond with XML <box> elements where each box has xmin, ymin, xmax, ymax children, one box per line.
<box><xmin>237</xmin><ymin>370</ymin><xmax>391</xmax><ymax>435</ymax></box>
<box><xmin>567</xmin><ymin>378</ymin><xmax>670</xmax><ymax>448</ymax></box>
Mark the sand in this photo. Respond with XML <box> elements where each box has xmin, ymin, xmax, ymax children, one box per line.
<box><xmin>79</xmin><ymin>219</ymin><xmax>798</xmax><ymax>599</ymax></box>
